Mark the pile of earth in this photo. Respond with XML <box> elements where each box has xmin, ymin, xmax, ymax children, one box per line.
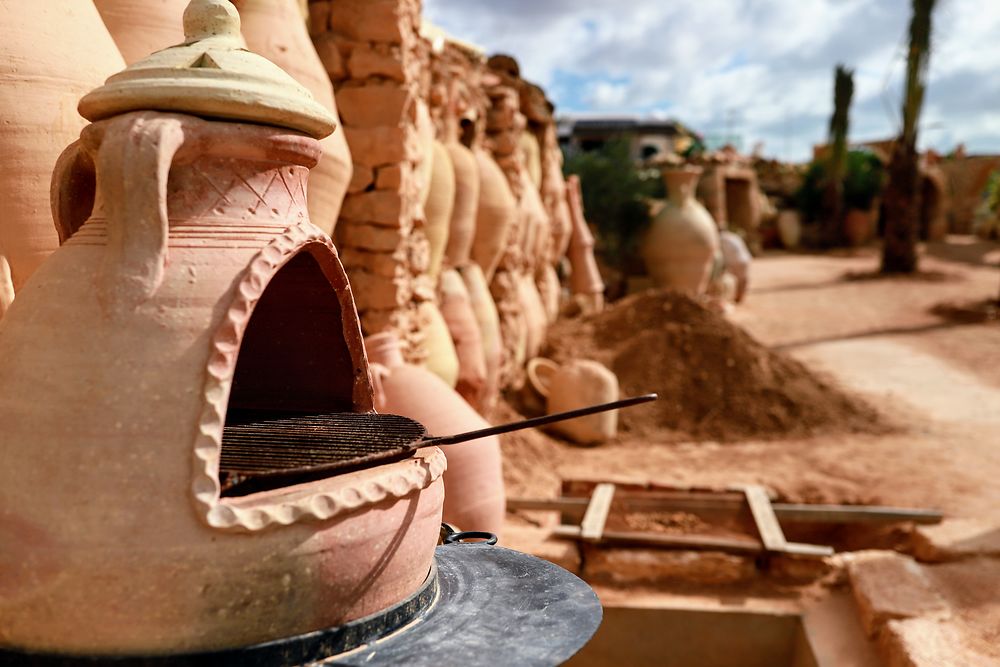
<box><xmin>542</xmin><ymin>290</ymin><xmax>890</xmax><ymax>441</ymax></box>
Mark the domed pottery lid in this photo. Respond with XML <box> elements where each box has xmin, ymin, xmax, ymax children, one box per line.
<box><xmin>78</xmin><ymin>0</ymin><xmax>335</xmax><ymax>138</ymax></box>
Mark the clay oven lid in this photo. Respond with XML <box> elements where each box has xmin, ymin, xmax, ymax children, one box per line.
<box><xmin>78</xmin><ymin>0</ymin><xmax>335</xmax><ymax>138</ymax></box>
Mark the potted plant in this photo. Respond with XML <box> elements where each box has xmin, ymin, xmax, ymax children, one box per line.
<box><xmin>842</xmin><ymin>149</ymin><xmax>886</xmax><ymax>246</ymax></box>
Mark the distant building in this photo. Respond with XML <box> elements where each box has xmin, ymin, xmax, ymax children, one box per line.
<box><xmin>557</xmin><ymin>114</ymin><xmax>699</xmax><ymax>161</ymax></box>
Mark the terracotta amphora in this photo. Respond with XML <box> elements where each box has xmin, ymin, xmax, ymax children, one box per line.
<box><xmin>527</xmin><ymin>358</ymin><xmax>620</xmax><ymax>445</ymax></box>
<box><xmin>471</xmin><ymin>148</ymin><xmax>516</xmax><ymax>282</ymax></box>
<box><xmin>233</xmin><ymin>0</ymin><xmax>353</xmax><ymax>235</ymax></box>
<box><xmin>444</xmin><ymin>142</ymin><xmax>481</xmax><ymax>268</ymax></box>
<box><xmin>367</xmin><ymin>332</ymin><xmax>506</xmax><ymax>537</ymax></box>
<box><xmin>459</xmin><ymin>263</ymin><xmax>503</xmax><ymax>413</ymax></box>
<box><xmin>439</xmin><ymin>269</ymin><xmax>488</xmax><ymax>409</ymax></box>
<box><xmin>424</xmin><ymin>141</ymin><xmax>455</xmax><ymax>279</ymax></box>
<box><xmin>776</xmin><ymin>209</ymin><xmax>802</xmax><ymax>249</ymax></box>
<box><xmin>537</xmin><ymin>263</ymin><xmax>561</xmax><ymax>322</ymax></box>
<box><xmin>0</xmin><ymin>255</ymin><xmax>13</xmax><ymax>320</ymax></box>
<box><xmin>642</xmin><ymin>166</ymin><xmax>720</xmax><ymax>294</ymax></box>
<box><xmin>415</xmin><ymin>99</ymin><xmax>436</xmax><ymax>209</ymax></box>
<box><xmin>94</xmin><ymin>0</ymin><xmax>191</xmax><ymax>64</ymax></box>
<box><xmin>418</xmin><ymin>300</ymin><xmax>460</xmax><ymax>388</ymax></box>
<box><xmin>0</xmin><ymin>1</ymin><xmax>443</xmax><ymax>654</ymax></box>
<box><xmin>0</xmin><ymin>0</ymin><xmax>123</xmax><ymax>297</ymax></box>
<box><xmin>521</xmin><ymin>130</ymin><xmax>543</xmax><ymax>189</ymax></box>
<box><xmin>565</xmin><ymin>175</ymin><xmax>605</xmax><ymax>313</ymax></box>
<box><xmin>518</xmin><ymin>273</ymin><xmax>548</xmax><ymax>360</ymax></box>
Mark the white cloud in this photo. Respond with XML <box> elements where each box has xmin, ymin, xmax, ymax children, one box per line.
<box><xmin>425</xmin><ymin>0</ymin><xmax>1000</xmax><ymax>161</ymax></box>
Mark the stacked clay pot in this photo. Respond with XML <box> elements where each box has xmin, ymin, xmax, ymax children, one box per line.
<box><xmin>424</xmin><ymin>141</ymin><xmax>455</xmax><ymax>280</ymax></box>
<box><xmin>0</xmin><ymin>1</ymin><xmax>124</xmax><ymax>298</ymax></box>
<box><xmin>528</xmin><ymin>358</ymin><xmax>620</xmax><ymax>445</ymax></box>
<box><xmin>94</xmin><ymin>0</ymin><xmax>190</xmax><ymax>64</ymax></box>
<box><xmin>438</xmin><ymin>269</ymin><xmax>488</xmax><ymax>408</ymax></box>
<box><xmin>471</xmin><ymin>148</ymin><xmax>516</xmax><ymax>282</ymax></box>
<box><xmin>367</xmin><ymin>332</ymin><xmax>505</xmax><ymax>537</ymax></box>
<box><xmin>233</xmin><ymin>0</ymin><xmax>352</xmax><ymax>234</ymax></box>
<box><xmin>642</xmin><ymin>166</ymin><xmax>720</xmax><ymax>294</ymax></box>
<box><xmin>460</xmin><ymin>263</ymin><xmax>503</xmax><ymax>413</ymax></box>
<box><xmin>418</xmin><ymin>300</ymin><xmax>460</xmax><ymax>389</ymax></box>
<box><xmin>443</xmin><ymin>141</ymin><xmax>480</xmax><ymax>268</ymax></box>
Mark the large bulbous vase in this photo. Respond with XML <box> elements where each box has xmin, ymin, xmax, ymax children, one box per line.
<box><xmin>367</xmin><ymin>333</ymin><xmax>506</xmax><ymax>537</ymax></box>
<box><xmin>94</xmin><ymin>0</ymin><xmax>190</xmax><ymax>64</ymax></box>
<box><xmin>642</xmin><ymin>166</ymin><xmax>720</xmax><ymax>294</ymax></box>
<box><xmin>233</xmin><ymin>0</ymin><xmax>353</xmax><ymax>235</ymax></box>
<box><xmin>0</xmin><ymin>1</ymin><xmax>124</xmax><ymax>301</ymax></box>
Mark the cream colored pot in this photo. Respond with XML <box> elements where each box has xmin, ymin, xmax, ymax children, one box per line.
<box><xmin>528</xmin><ymin>358</ymin><xmax>620</xmax><ymax>445</ymax></box>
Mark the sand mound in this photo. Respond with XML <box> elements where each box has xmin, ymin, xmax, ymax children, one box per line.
<box><xmin>543</xmin><ymin>290</ymin><xmax>888</xmax><ymax>441</ymax></box>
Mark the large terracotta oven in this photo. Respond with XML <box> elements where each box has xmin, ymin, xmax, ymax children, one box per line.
<box><xmin>0</xmin><ymin>0</ymin><xmax>445</xmax><ymax>654</ymax></box>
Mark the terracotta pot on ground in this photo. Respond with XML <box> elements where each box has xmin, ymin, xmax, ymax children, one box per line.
<box><xmin>94</xmin><ymin>0</ymin><xmax>191</xmax><ymax>64</ymax></box>
<box><xmin>0</xmin><ymin>5</ymin><xmax>443</xmax><ymax>654</ymax></box>
<box><xmin>527</xmin><ymin>358</ymin><xmax>620</xmax><ymax>445</ymax></box>
<box><xmin>424</xmin><ymin>141</ymin><xmax>455</xmax><ymax>280</ymax></box>
<box><xmin>366</xmin><ymin>332</ymin><xmax>506</xmax><ymax>537</ymax></box>
<box><xmin>0</xmin><ymin>0</ymin><xmax>124</xmax><ymax>296</ymax></box>
<box><xmin>459</xmin><ymin>263</ymin><xmax>502</xmax><ymax>413</ymax></box>
<box><xmin>233</xmin><ymin>0</ymin><xmax>352</xmax><ymax>235</ymax></box>
<box><xmin>844</xmin><ymin>207</ymin><xmax>875</xmax><ymax>247</ymax></box>
<box><xmin>776</xmin><ymin>209</ymin><xmax>802</xmax><ymax>249</ymax></box>
<box><xmin>439</xmin><ymin>269</ymin><xmax>488</xmax><ymax>409</ymax></box>
<box><xmin>418</xmin><ymin>300</ymin><xmax>461</xmax><ymax>389</ymax></box>
<box><xmin>471</xmin><ymin>148</ymin><xmax>516</xmax><ymax>282</ymax></box>
<box><xmin>642</xmin><ymin>166</ymin><xmax>720</xmax><ymax>294</ymax></box>
<box><xmin>444</xmin><ymin>142</ymin><xmax>480</xmax><ymax>268</ymax></box>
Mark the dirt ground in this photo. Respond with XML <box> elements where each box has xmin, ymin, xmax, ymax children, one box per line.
<box><xmin>501</xmin><ymin>236</ymin><xmax>1000</xmax><ymax>661</ymax></box>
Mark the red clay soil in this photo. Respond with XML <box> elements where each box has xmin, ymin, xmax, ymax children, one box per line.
<box><xmin>542</xmin><ymin>290</ymin><xmax>888</xmax><ymax>441</ymax></box>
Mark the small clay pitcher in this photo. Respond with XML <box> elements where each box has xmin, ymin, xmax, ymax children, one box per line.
<box><xmin>367</xmin><ymin>332</ymin><xmax>506</xmax><ymax>537</ymax></box>
<box><xmin>424</xmin><ymin>141</ymin><xmax>455</xmax><ymax>279</ymax></box>
<box><xmin>439</xmin><ymin>268</ymin><xmax>488</xmax><ymax>409</ymax></box>
<box><xmin>444</xmin><ymin>141</ymin><xmax>480</xmax><ymax>268</ymax></box>
<box><xmin>0</xmin><ymin>0</ymin><xmax>124</xmax><ymax>295</ymax></box>
<box><xmin>472</xmin><ymin>148</ymin><xmax>516</xmax><ymax>282</ymax></box>
<box><xmin>527</xmin><ymin>358</ymin><xmax>620</xmax><ymax>445</ymax></box>
<box><xmin>233</xmin><ymin>0</ymin><xmax>353</xmax><ymax>234</ymax></box>
<box><xmin>459</xmin><ymin>263</ymin><xmax>502</xmax><ymax>413</ymax></box>
<box><xmin>642</xmin><ymin>166</ymin><xmax>720</xmax><ymax>294</ymax></box>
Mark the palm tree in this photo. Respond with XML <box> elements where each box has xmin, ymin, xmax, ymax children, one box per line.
<box><xmin>821</xmin><ymin>65</ymin><xmax>854</xmax><ymax>246</ymax></box>
<box><xmin>881</xmin><ymin>0</ymin><xmax>936</xmax><ymax>273</ymax></box>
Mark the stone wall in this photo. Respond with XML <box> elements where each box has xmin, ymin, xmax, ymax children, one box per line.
<box><xmin>308</xmin><ymin>0</ymin><xmax>433</xmax><ymax>363</ymax></box>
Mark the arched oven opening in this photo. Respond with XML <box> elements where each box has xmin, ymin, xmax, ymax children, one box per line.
<box><xmin>219</xmin><ymin>248</ymin><xmax>361</xmax><ymax>497</ymax></box>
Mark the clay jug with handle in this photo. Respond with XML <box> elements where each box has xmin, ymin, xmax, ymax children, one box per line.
<box><xmin>0</xmin><ymin>0</ymin><xmax>124</xmax><ymax>297</ymax></box>
<box><xmin>367</xmin><ymin>332</ymin><xmax>505</xmax><ymax>537</ymax></box>
<box><xmin>527</xmin><ymin>358</ymin><xmax>620</xmax><ymax>445</ymax></box>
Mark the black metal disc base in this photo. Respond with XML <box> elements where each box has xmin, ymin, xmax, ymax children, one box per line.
<box><xmin>0</xmin><ymin>543</ymin><xmax>602</xmax><ymax>667</ymax></box>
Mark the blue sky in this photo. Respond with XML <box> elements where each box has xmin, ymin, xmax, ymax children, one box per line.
<box><xmin>424</xmin><ymin>0</ymin><xmax>1000</xmax><ymax>162</ymax></box>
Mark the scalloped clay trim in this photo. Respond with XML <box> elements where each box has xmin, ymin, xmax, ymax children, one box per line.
<box><xmin>191</xmin><ymin>222</ymin><xmax>446</xmax><ymax>532</ymax></box>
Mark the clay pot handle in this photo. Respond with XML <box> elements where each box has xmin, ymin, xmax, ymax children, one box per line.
<box><xmin>526</xmin><ymin>357</ymin><xmax>558</xmax><ymax>398</ymax></box>
<box><xmin>95</xmin><ymin>113</ymin><xmax>186</xmax><ymax>313</ymax></box>
<box><xmin>50</xmin><ymin>140</ymin><xmax>98</xmax><ymax>245</ymax></box>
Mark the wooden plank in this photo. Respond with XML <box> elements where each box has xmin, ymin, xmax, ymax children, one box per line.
<box><xmin>506</xmin><ymin>497</ymin><xmax>589</xmax><ymax>513</ymax></box>
<box><xmin>554</xmin><ymin>525</ymin><xmax>764</xmax><ymax>554</ymax></box>
<box><xmin>744</xmin><ymin>485</ymin><xmax>788</xmax><ymax>552</ymax></box>
<box><xmin>579</xmin><ymin>483</ymin><xmax>616</xmax><ymax>541</ymax></box>
<box><xmin>782</xmin><ymin>542</ymin><xmax>835</xmax><ymax>557</ymax></box>
<box><xmin>770</xmin><ymin>503</ymin><xmax>943</xmax><ymax>525</ymax></box>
